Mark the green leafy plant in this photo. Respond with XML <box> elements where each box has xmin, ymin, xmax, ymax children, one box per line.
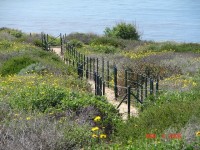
<box><xmin>104</xmin><ymin>22</ymin><xmax>140</xmax><ymax>40</ymax></box>
<box><xmin>67</xmin><ymin>39</ymin><xmax>83</xmax><ymax>48</ymax></box>
<box><xmin>0</xmin><ymin>55</ymin><xmax>37</xmax><ymax>76</ymax></box>
<box><xmin>18</xmin><ymin>63</ymin><xmax>47</xmax><ymax>75</ymax></box>
<box><xmin>90</xmin><ymin>37</ymin><xmax>125</xmax><ymax>48</ymax></box>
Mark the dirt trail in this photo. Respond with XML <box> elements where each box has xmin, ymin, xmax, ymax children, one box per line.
<box><xmin>51</xmin><ymin>47</ymin><xmax>138</xmax><ymax>120</ymax></box>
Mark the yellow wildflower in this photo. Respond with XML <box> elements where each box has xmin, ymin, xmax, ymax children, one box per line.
<box><xmin>26</xmin><ymin>117</ymin><xmax>31</xmax><ymax>120</ymax></box>
<box><xmin>196</xmin><ymin>131</ymin><xmax>200</xmax><ymax>137</ymax></box>
<box><xmin>100</xmin><ymin>134</ymin><xmax>107</xmax><ymax>138</ymax></box>
<box><xmin>92</xmin><ymin>134</ymin><xmax>98</xmax><ymax>138</ymax></box>
<box><xmin>154</xmin><ymin>140</ymin><xmax>161</xmax><ymax>145</ymax></box>
<box><xmin>94</xmin><ymin>116</ymin><xmax>101</xmax><ymax>122</ymax></box>
<box><xmin>91</xmin><ymin>127</ymin><xmax>99</xmax><ymax>131</ymax></box>
<box><xmin>14</xmin><ymin>114</ymin><xmax>19</xmax><ymax>117</ymax></box>
<box><xmin>49</xmin><ymin>112</ymin><xmax>54</xmax><ymax>115</ymax></box>
<box><xmin>192</xmin><ymin>82</ymin><xmax>197</xmax><ymax>86</ymax></box>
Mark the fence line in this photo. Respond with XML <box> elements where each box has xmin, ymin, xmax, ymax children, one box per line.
<box><xmin>42</xmin><ymin>33</ymin><xmax>160</xmax><ymax>118</ymax></box>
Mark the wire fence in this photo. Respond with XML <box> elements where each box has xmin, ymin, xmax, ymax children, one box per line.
<box><xmin>42</xmin><ymin>33</ymin><xmax>160</xmax><ymax>118</ymax></box>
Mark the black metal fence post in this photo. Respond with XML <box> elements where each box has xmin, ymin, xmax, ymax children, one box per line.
<box><xmin>156</xmin><ymin>77</ymin><xmax>159</xmax><ymax>95</ymax></box>
<box><xmin>145</xmin><ymin>76</ymin><xmax>148</xmax><ymax>98</ymax></box>
<box><xmin>114</xmin><ymin>66</ymin><xmax>118</xmax><ymax>100</ymax></box>
<box><xmin>107</xmin><ymin>61</ymin><xmax>110</xmax><ymax>88</ymax></box>
<box><xmin>102</xmin><ymin>57</ymin><xmax>104</xmax><ymax>81</ymax></box>
<box><xmin>86</xmin><ymin>57</ymin><xmax>89</xmax><ymax>79</ymax></box>
<box><xmin>103</xmin><ymin>81</ymin><xmax>105</xmax><ymax>95</ymax></box>
<box><xmin>150</xmin><ymin>78</ymin><xmax>154</xmax><ymax>95</ymax></box>
<box><xmin>141</xmin><ymin>81</ymin><xmax>143</xmax><ymax>103</ymax></box>
<box><xmin>127</xmin><ymin>86</ymin><xmax>131</xmax><ymax>119</ymax></box>
<box><xmin>99</xmin><ymin>77</ymin><xmax>102</xmax><ymax>96</ymax></box>
<box><xmin>125</xmin><ymin>69</ymin><xmax>128</xmax><ymax>94</ymax></box>
<box><xmin>60</xmin><ymin>33</ymin><xmax>63</xmax><ymax>55</ymax></box>
<box><xmin>93</xmin><ymin>58</ymin><xmax>95</xmax><ymax>74</ymax></box>
<box><xmin>97</xmin><ymin>75</ymin><xmax>100</xmax><ymax>95</ymax></box>
<box><xmin>89</xmin><ymin>58</ymin><xmax>92</xmax><ymax>79</ymax></box>
<box><xmin>94</xmin><ymin>72</ymin><xmax>97</xmax><ymax>95</ymax></box>
<box><xmin>96</xmin><ymin>58</ymin><xmax>99</xmax><ymax>75</ymax></box>
<box><xmin>83</xmin><ymin>55</ymin><xmax>86</xmax><ymax>71</ymax></box>
<box><xmin>136</xmin><ymin>74</ymin><xmax>139</xmax><ymax>100</ymax></box>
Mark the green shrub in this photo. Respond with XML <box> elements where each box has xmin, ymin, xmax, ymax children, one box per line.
<box><xmin>9</xmin><ymin>85</ymin><xmax>66</xmax><ymax>112</ymax></box>
<box><xmin>67</xmin><ymin>39</ymin><xmax>83</xmax><ymax>48</ymax></box>
<box><xmin>0</xmin><ymin>55</ymin><xmax>37</xmax><ymax>76</ymax></box>
<box><xmin>114</xmin><ymin>88</ymin><xmax>200</xmax><ymax>144</ymax></box>
<box><xmin>90</xmin><ymin>37</ymin><xmax>125</xmax><ymax>48</ymax></box>
<box><xmin>0</xmin><ymin>113</ymin><xmax>92</xmax><ymax>150</ymax></box>
<box><xmin>0</xmin><ymin>27</ymin><xmax>23</xmax><ymax>38</ymax></box>
<box><xmin>33</xmin><ymin>39</ymin><xmax>43</xmax><ymax>47</ymax></box>
<box><xmin>104</xmin><ymin>22</ymin><xmax>140</xmax><ymax>40</ymax></box>
<box><xmin>146</xmin><ymin>42</ymin><xmax>200</xmax><ymax>53</ymax></box>
<box><xmin>0</xmin><ymin>32</ymin><xmax>16</xmax><ymax>41</ymax></box>
<box><xmin>91</xmin><ymin>45</ymin><xmax>118</xmax><ymax>54</ymax></box>
<box><xmin>18</xmin><ymin>63</ymin><xmax>46</xmax><ymax>75</ymax></box>
<box><xmin>66</xmin><ymin>32</ymin><xmax>99</xmax><ymax>44</ymax></box>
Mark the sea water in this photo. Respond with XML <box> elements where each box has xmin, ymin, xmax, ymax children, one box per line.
<box><xmin>0</xmin><ymin>0</ymin><xmax>200</xmax><ymax>42</ymax></box>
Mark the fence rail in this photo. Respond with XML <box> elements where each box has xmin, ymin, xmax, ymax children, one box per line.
<box><xmin>42</xmin><ymin>33</ymin><xmax>160</xmax><ymax>118</ymax></box>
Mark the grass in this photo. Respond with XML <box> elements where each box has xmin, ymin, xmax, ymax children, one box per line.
<box><xmin>63</xmin><ymin>29</ymin><xmax>200</xmax><ymax>149</ymax></box>
<box><xmin>1</xmin><ymin>28</ymin><xmax>200</xmax><ymax>149</ymax></box>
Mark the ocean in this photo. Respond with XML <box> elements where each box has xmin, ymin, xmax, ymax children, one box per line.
<box><xmin>0</xmin><ymin>0</ymin><xmax>200</xmax><ymax>42</ymax></box>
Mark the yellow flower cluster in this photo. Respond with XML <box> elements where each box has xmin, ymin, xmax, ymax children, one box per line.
<box><xmin>100</xmin><ymin>134</ymin><xmax>107</xmax><ymax>139</ymax></box>
<box><xmin>196</xmin><ymin>131</ymin><xmax>200</xmax><ymax>137</ymax></box>
<box><xmin>26</xmin><ymin>117</ymin><xmax>31</xmax><ymax>120</ymax></box>
<box><xmin>91</xmin><ymin>116</ymin><xmax>107</xmax><ymax>140</ymax></box>
<box><xmin>94</xmin><ymin>116</ymin><xmax>101</xmax><ymax>122</ymax></box>
<box><xmin>91</xmin><ymin>127</ymin><xmax>99</xmax><ymax>131</ymax></box>
<box><xmin>162</xmin><ymin>74</ymin><xmax>197</xmax><ymax>89</ymax></box>
<box><xmin>122</xmin><ymin>50</ymin><xmax>172</xmax><ymax>60</ymax></box>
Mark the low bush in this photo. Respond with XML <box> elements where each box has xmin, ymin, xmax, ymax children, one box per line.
<box><xmin>18</xmin><ymin>63</ymin><xmax>46</xmax><ymax>75</ymax></box>
<box><xmin>145</xmin><ymin>42</ymin><xmax>200</xmax><ymax>53</ymax></box>
<box><xmin>104</xmin><ymin>22</ymin><xmax>140</xmax><ymax>40</ymax></box>
<box><xmin>0</xmin><ymin>55</ymin><xmax>37</xmax><ymax>76</ymax></box>
<box><xmin>90</xmin><ymin>37</ymin><xmax>125</xmax><ymax>48</ymax></box>
<box><xmin>78</xmin><ymin>45</ymin><xmax>119</xmax><ymax>54</ymax></box>
<box><xmin>66</xmin><ymin>32</ymin><xmax>99</xmax><ymax>44</ymax></box>
<box><xmin>9</xmin><ymin>85</ymin><xmax>66</xmax><ymax>112</ymax></box>
<box><xmin>0</xmin><ymin>27</ymin><xmax>23</xmax><ymax>38</ymax></box>
<box><xmin>0</xmin><ymin>32</ymin><xmax>16</xmax><ymax>41</ymax></box>
<box><xmin>67</xmin><ymin>39</ymin><xmax>83</xmax><ymax>48</ymax></box>
<box><xmin>0</xmin><ymin>113</ymin><xmax>92</xmax><ymax>150</ymax></box>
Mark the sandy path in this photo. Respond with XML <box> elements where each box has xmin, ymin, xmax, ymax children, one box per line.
<box><xmin>88</xmin><ymin>80</ymin><xmax>138</xmax><ymax>120</ymax></box>
<box><xmin>51</xmin><ymin>47</ymin><xmax>138</xmax><ymax>120</ymax></box>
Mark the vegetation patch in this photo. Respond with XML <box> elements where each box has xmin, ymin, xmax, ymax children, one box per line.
<box><xmin>1</xmin><ymin>27</ymin><xmax>200</xmax><ymax>149</ymax></box>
